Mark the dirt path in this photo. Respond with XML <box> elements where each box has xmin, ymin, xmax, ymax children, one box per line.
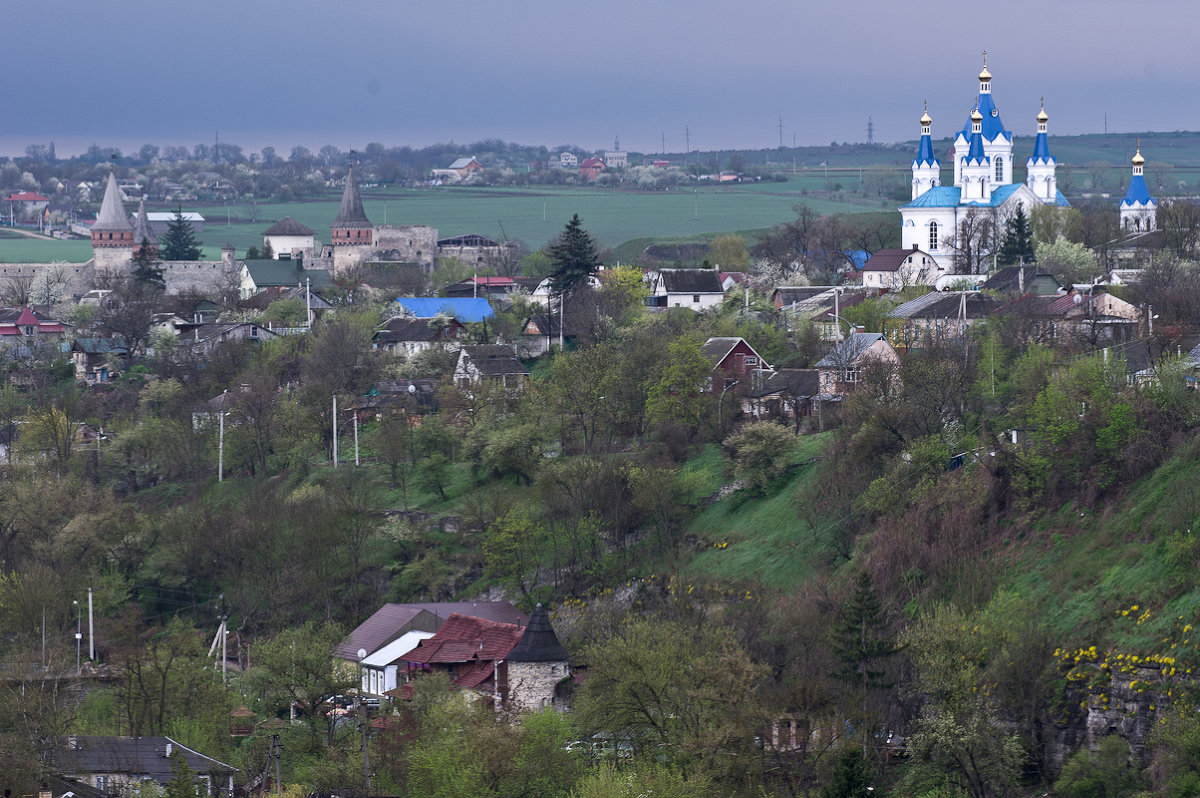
<box><xmin>1</xmin><ymin>227</ymin><xmax>54</xmax><ymax>241</ymax></box>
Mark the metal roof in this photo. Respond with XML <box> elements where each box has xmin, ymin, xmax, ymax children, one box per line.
<box><xmin>93</xmin><ymin>171</ymin><xmax>132</xmax><ymax>232</ymax></box>
<box><xmin>334</xmin><ymin>166</ymin><xmax>372</xmax><ymax>228</ymax></box>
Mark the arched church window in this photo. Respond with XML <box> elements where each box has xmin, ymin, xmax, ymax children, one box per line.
<box><xmin>929</xmin><ymin>221</ymin><xmax>939</xmax><ymax>250</ymax></box>
<box><xmin>995</xmin><ymin>157</ymin><xmax>1004</xmax><ymax>182</ymax></box>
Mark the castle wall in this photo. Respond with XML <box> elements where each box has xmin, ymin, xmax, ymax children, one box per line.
<box><xmin>161</xmin><ymin>260</ymin><xmax>239</xmax><ymax>295</ymax></box>
<box><xmin>506</xmin><ymin>660</ymin><xmax>570</xmax><ymax>713</ymax></box>
<box><xmin>373</xmin><ymin>225</ymin><xmax>438</xmax><ymax>272</ymax></box>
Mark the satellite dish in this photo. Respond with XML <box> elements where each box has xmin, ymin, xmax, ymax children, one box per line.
<box><xmin>1073</xmin><ymin>293</ymin><xmax>1082</xmax><ymax>305</ymax></box>
<box><xmin>357</xmin><ymin>648</ymin><xmax>367</xmax><ymax>661</ymax></box>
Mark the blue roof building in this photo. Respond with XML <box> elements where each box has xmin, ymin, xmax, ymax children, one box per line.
<box><xmin>902</xmin><ymin>54</ymin><xmax>1068</xmax><ymax>276</ymax></box>
<box><xmin>1120</xmin><ymin>143</ymin><xmax>1157</xmax><ymax>233</ymax></box>
<box><xmin>394</xmin><ymin>297</ymin><xmax>495</xmax><ymax>323</ymax></box>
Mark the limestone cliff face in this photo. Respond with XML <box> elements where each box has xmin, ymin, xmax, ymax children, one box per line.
<box><xmin>1045</xmin><ymin>654</ymin><xmax>1175</xmax><ymax>775</ymax></box>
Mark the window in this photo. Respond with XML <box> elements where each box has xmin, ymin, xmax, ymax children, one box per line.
<box><xmin>692</xmin><ymin>294</ymin><xmax>700</xmax><ymax>303</ymax></box>
<box><xmin>745</xmin><ymin>356</ymin><xmax>758</xmax><ymax>366</ymax></box>
<box><xmin>995</xmin><ymin>156</ymin><xmax>1004</xmax><ymax>182</ymax></box>
<box><xmin>928</xmin><ymin>221</ymin><xmax>939</xmax><ymax>250</ymax></box>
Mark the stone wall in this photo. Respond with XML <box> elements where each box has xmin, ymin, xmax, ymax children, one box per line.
<box><xmin>506</xmin><ymin>659</ymin><xmax>570</xmax><ymax>713</ymax></box>
<box><xmin>373</xmin><ymin>225</ymin><xmax>438</xmax><ymax>272</ymax></box>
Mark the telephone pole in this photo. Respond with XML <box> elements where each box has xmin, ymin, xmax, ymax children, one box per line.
<box><xmin>778</xmin><ymin>117</ymin><xmax>784</xmax><ymax>148</ymax></box>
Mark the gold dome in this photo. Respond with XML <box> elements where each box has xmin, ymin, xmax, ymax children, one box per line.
<box><xmin>1036</xmin><ymin>103</ymin><xmax>1048</xmax><ymax>123</ymax></box>
<box><xmin>979</xmin><ymin>65</ymin><xmax>992</xmax><ymax>82</ymax></box>
<box><xmin>971</xmin><ymin>108</ymin><xmax>983</xmax><ymax>122</ymax></box>
<box><xmin>1132</xmin><ymin>149</ymin><xmax>1145</xmax><ymax>166</ymax></box>
<box><xmin>920</xmin><ymin>111</ymin><xmax>932</xmax><ymax>126</ymax></box>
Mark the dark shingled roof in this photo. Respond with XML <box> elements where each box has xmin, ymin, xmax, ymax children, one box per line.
<box><xmin>982</xmin><ymin>265</ymin><xmax>1061</xmax><ymax>294</ymax></box>
<box><xmin>747</xmin><ymin>368</ymin><xmax>820</xmax><ymax>399</ymax></box>
<box><xmin>815</xmin><ymin>332</ymin><xmax>886</xmax><ymax>368</ymax></box>
<box><xmin>506</xmin><ymin>604</ymin><xmax>568</xmax><ymax>662</ymax></box>
<box><xmin>376</xmin><ymin>317</ymin><xmax>456</xmax><ymax>343</ymax></box>
<box><xmin>55</xmin><ymin>735</ymin><xmax>236</xmax><ymax>778</ymax></box>
<box><xmin>863</xmin><ymin>247</ymin><xmax>927</xmax><ymax>273</ymax></box>
<box><xmin>658</xmin><ymin>268</ymin><xmax>724</xmax><ymax>293</ymax></box>
<box><xmin>263</xmin><ymin>216</ymin><xmax>316</xmax><ymax>236</ymax></box>
<box><xmin>334</xmin><ymin>166</ymin><xmax>372</xmax><ymax>228</ymax></box>
<box><xmin>462</xmin><ymin>345</ymin><xmax>529</xmax><ymax>377</ymax></box>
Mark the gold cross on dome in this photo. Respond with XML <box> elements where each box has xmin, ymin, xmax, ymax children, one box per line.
<box><xmin>982</xmin><ymin>49</ymin><xmax>988</xmax><ymax>67</ymax></box>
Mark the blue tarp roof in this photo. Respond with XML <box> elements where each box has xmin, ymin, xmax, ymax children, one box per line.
<box><xmin>394</xmin><ymin>297</ymin><xmax>495</xmax><ymax>322</ymax></box>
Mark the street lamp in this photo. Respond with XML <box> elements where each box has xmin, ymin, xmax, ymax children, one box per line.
<box><xmin>718</xmin><ymin>380</ymin><xmax>739</xmax><ymax>438</ymax></box>
<box><xmin>73</xmin><ymin>599</ymin><xmax>81</xmax><ymax>672</ymax></box>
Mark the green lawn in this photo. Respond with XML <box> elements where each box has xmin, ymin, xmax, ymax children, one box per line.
<box><xmin>0</xmin><ymin>181</ymin><xmax>891</xmax><ymax>264</ymax></box>
<box><xmin>683</xmin><ymin>433</ymin><xmax>834</xmax><ymax>590</ymax></box>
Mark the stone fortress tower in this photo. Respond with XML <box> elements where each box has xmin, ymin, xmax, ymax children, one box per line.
<box><xmin>329</xmin><ymin>166</ymin><xmax>438</xmax><ymax>275</ymax></box>
<box><xmin>90</xmin><ymin>170</ymin><xmax>135</xmax><ymax>271</ymax></box>
<box><xmin>501</xmin><ymin>603</ymin><xmax>571</xmax><ymax>713</ymax></box>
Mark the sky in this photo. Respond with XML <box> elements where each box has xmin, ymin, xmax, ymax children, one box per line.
<box><xmin>0</xmin><ymin>0</ymin><xmax>1192</xmax><ymax>159</ymax></box>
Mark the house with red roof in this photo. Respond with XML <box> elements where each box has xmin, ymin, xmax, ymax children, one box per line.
<box><xmin>398</xmin><ymin>612</ymin><xmax>525</xmax><ymax>696</ymax></box>
<box><xmin>0</xmin><ymin>307</ymin><xmax>67</xmax><ymax>338</ymax></box>
<box><xmin>4</xmin><ymin>192</ymin><xmax>50</xmax><ymax>224</ymax></box>
<box><xmin>579</xmin><ymin>157</ymin><xmax>606</xmax><ymax>181</ymax></box>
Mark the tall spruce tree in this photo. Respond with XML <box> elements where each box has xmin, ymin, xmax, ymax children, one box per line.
<box><xmin>547</xmin><ymin>213</ymin><xmax>601</xmax><ymax>297</ymax></box>
<box><xmin>159</xmin><ymin>206</ymin><xmax>202</xmax><ymax>261</ymax></box>
<box><xmin>132</xmin><ymin>238</ymin><xmax>165</xmax><ymax>288</ymax></box>
<box><xmin>831</xmin><ymin>570</ymin><xmax>899</xmax><ymax>756</ymax></box>
<box><xmin>999</xmin><ymin>204</ymin><xmax>1034</xmax><ymax>265</ymax></box>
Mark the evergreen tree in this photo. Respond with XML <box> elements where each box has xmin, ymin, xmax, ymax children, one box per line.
<box><xmin>547</xmin><ymin>213</ymin><xmax>601</xmax><ymax>297</ymax></box>
<box><xmin>132</xmin><ymin>238</ymin><xmax>164</xmax><ymax>288</ymax></box>
<box><xmin>831</xmin><ymin>571</ymin><xmax>899</xmax><ymax>756</ymax></box>
<box><xmin>822</xmin><ymin>748</ymin><xmax>873</xmax><ymax>798</ymax></box>
<box><xmin>999</xmin><ymin>204</ymin><xmax>1034</xmax><ymax>266</ymax></box>
<box><xmin>164</xmin><ymin>748</ymin><xmax>198</xmax><ymax>798</ymax></box>
<box><xmin>159</xmin><ymin>206</ymin><xmax>202</xmax><ymax>261</ymax></box>
<box><xmin>244</xmin><ymin>245</ymin><xmax>261</xmax><ymax>259</ymax></box>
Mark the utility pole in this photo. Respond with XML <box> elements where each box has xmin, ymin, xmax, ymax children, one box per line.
<box><xmin>332</xmin><ymin>396</ymin><xmax>338</xmax><ymax>468</ymax></box>
<box><xmin>661</xmin><ymin>132</ymin><xmax>666</xmax><ymax>155</ymax></box>
<box><xmin>778</xmin><ymin>117</ymin><xmax>784</xmax><ymax>148</ymax></box>
<box><xmin>88</xmin><ymin>586</ymin><xmax>94</xmax><ymax>660</ymax></box>
<box><xmin>685</xmin><ymin>126</ymin><xmax>690</xmax><ymax>164</ymax></box>
<box><xmin>73</xmin><ymin>599</ymin><xmax>81</xmax><ymax>672</ymax></box>
<box><xmin>218</xmin><ymin>390</ymin><xmax>227</xmax><ymax>481</ymax></box>
<box><xmin>353</xmin><ymin>412</ymin><xmax>360</xmax><ymax>466</ymax></box>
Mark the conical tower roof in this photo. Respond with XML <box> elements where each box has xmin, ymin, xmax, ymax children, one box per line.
<box><xmin>334</xmin><ymin>166</ymin><xmax>372</xmax><ymax>229</ymax></box>
<box><xmin>94</xmin><ymin>171</ymin><xmax>132</xmax><ymax>232</ymax></box>
<box><xmin>506</xmin><ymin>604</ymin><xmax>568</xmax><ymax>662</ymax></box>
<box><xmin>132</xmin><ymin>199</ymin><xmax>156</xmax><ymax>245</ymax></box>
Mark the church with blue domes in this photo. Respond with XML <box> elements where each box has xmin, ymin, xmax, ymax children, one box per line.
<box><xmin>900</xmin><ymin>53</ymin><xmax>1070</xmax><ymax>276</ymax></box>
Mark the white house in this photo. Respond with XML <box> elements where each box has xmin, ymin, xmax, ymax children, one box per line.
<box><xmin>861</xmin><ymin>246</ymin><xmax>940</xmax><ymax>289</ymax></box>
<box><xmin>650</xmin><ymin>268</ymin><xmax>725</xmax><ymax>310</ymax></box>
<box><xmin>262</xmin><ymin>216</ymin><xmax>316</xmax><ymax>259</ymax></box>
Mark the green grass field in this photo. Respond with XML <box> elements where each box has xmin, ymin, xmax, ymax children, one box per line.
<box><xmin>0</xmin><ymin>180</ymin><xmax>891</xmax><ymax>264</ymax></box>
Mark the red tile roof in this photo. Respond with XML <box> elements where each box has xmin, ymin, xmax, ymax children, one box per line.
<box><xmin>6</xmin><ymin>192</ymin><xmax>49</xmax><ymax>202</ymax></box>
<box><xmin>399</xmin><ymin>613</ymin><xmax>523</xmax><ymax>666</ymax></box>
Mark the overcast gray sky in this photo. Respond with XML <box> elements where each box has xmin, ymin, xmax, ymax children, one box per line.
<box><xmin>0</xmin><ymin>0</ymin><xmax>1188</xmax><ymax>157</ymax></box>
